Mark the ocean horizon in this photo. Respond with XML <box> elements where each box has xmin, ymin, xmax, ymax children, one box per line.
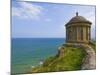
<box><xmin>11</xmin><ymin>38</ymin><xmax>65</xmax><ymax>74</ymax></box>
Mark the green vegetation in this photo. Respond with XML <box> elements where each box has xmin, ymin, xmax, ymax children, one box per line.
<box><xmin>31</xmin><ymin>46</ymin><xmax>86</xmax><ymax>73</ymax></box>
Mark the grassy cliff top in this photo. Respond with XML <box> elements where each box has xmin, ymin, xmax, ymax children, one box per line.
<box><xmin>30</xmin><ymin>46</ymin><xmax>86</xmax><ymax>73</ymax></box>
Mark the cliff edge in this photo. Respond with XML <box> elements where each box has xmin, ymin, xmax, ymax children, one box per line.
<box><xmin>29</xmin><ymin>42</ymin><xmax>96</xmax><ymax>73</ymax></box>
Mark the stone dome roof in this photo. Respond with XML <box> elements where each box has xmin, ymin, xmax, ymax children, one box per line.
<box><xmin>66</xmin><ymin>12</ymin><xmax>92</xmax><ymax>25</ymax></box>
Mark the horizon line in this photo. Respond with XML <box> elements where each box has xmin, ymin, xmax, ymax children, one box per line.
<box><xmin>11</xmin><ymin>37</ymin><xmax>65</xmax><ymax>39</ymax></box>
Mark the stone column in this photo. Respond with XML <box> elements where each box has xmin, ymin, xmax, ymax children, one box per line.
<box><xmin>80</xmin><ymin>27</ymin><xmax>83</xmax><ymax>41</ymax></box>
<box><xmin>86</xmin><ymin>27</ymin><xmax>88</xmax><ymax>41</ymax></box>
<box><xmin>87</xmin><ymin>27</ymin><xmax>90</xmax><ymax>41</ymax></box>
<box><xmin>88</xmin><ymin>27</ymin><xmax>89</xmax><ymax>41</ymax></box>
<box><xmin>79</xmin><ymin>27</ymin><xmax>81</xmax><ymax>41</ymax></box>
<box><xmin>68</xmin><ymin>27</ymin><xmax>70</xmax><ymax>41</ymax></box>
<box><xmin>70</xmin><ymin>27</ymin><xmax>72</xmax><ymax>41</ymax></box>
<box><xmin>72</xmin><ymin>27</ymin><xmax>74</xmax><ymax>41</ymax></box>
<box><xmin>66</xmin><ymin>27</ymin><xmax>68</xmax><ymax>42</ymax></box>
<box><xmin>66</xmin><ymin>28</ymin><xmax>69</xmax><ymax>41</ymax></box>
<box><xmin>89</xmin><ymin>27</ymin><xmax>91</xmax><ymax>40</ymax></box>
<box><xmin>76</xmin><ymin>27</ymin><xmax>78</xmax><ymax>42</ymax></box>
<box><xmin>74</xmin><ymin>27</ymin><xmax>77</xmax><ymax>41</ymax></box>
<box><xmin>83</xmin><ymin>26</ymin><xmax>86</xmax><ymax>41</ymax></box>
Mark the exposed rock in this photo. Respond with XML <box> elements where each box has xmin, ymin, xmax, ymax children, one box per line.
<box><xmin>81</xmin><ymin>45</ymin><xmax>96</xmax><ymax>70</ymax></box>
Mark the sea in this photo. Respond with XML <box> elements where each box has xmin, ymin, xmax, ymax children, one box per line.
<box><xmin>11</xmin><ymin>38</ymin><xmax>65</xmax><ymax>74</ymax></box>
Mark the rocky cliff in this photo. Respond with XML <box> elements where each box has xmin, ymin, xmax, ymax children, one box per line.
<box><xmin>29</xmin><ymin>42</ymin><xmax>96</xmax><ymax>73</ymax></box>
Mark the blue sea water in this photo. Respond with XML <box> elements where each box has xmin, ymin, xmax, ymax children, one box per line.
<box><xmin>11</xmin><ymin>38</ymin><xmax>65</xmax><ymax>74</ymax></box>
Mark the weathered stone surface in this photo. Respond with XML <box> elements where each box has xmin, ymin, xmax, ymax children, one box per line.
<box><xmin>81</xmin><ymin>45</ymin><xmax>96</xmax><ymax>70</ymax></box>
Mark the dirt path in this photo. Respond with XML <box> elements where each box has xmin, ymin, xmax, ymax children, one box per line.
<box><xmin>81</xmin><ymin>45</ymin><xmax>96</xmax><ymax>70</ymax></box>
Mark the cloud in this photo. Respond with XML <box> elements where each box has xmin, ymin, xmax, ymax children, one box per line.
<box><xmin>12</xmin><ymin>2</ymin><xmax>44</xmax><ymax>20</ymax></box>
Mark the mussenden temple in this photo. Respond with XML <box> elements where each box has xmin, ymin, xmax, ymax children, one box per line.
<box><xmin>31</xmin><ymin>12</ymin><xmax>96</xmax><ymax>73</ymax></box>
<box><xmin>65</xmin><ymin>12</ymin><xmax>92</xmax><ymax>44</ymax></box>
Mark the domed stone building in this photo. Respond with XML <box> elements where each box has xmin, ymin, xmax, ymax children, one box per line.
<box><xmin>65</xmin><ymin>12</ymin><xmax>92</xmax><ymax>43</ymax></box>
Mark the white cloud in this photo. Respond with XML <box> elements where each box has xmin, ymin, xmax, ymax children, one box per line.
<box><xmin>12</xmin><ymin>2</ymin><xmax>44</xmax><ymax>20</ymax></box>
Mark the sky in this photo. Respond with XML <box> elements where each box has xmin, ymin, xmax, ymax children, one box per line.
<box><xmin>12</xmin><ymin>1</ymin><xmax>96</xmax><ymax>39</ymax></box>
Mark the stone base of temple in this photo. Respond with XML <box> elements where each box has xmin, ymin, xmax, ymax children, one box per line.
<box><xmin>66</xmin><ymin>40</ymin><xmax>90</xmax><ymax>44</ymax></box>
<box><xmin>62</xmin><ymin>42</ymin><xmax>91</xmax><ymax>48</ymax></box>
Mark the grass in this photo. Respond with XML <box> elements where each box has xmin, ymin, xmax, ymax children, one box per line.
<box><xmin>31</xmin><ymin>46</ymin><xmax>86</xmax><ymax>73</ymax></box>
